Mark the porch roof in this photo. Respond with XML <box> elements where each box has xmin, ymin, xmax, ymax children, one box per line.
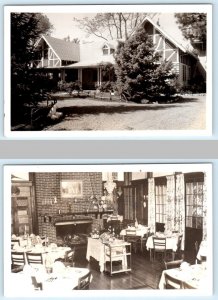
<box><xmin>63</xmin><ymin>55</ymin><xmax>115</xmax><ymax>69</ymax></box>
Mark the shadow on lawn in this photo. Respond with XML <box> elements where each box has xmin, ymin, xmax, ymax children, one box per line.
<box><xmin>58</xmin><ymin>104</ymin><xmax>176</xmax><ymax>117</ymax></box>
<box><xmin>58</xmin><ymin>97</ymin><xmax>200</xmax><ymax>117</ymax></box>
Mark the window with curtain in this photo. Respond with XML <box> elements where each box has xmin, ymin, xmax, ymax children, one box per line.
<box><xmin>155</xmin><ymin>183</ymin><xmax>167</xmax><ymax>227</ymax></box>
<box><xmin>186</xmin><ymin>181</ymin><xmax>204</xmax><ymax>229</ymax></box>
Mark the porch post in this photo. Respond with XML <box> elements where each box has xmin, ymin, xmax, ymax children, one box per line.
<box><xmin>78</xmin><ymin>69</ymin><xmax>82</xmax><ymax>87</ymax></box>
<box><xmin>61</xmin><ymin>69</ymin><xmax>65</xmax><ymax>81</ymax></box>
<box><xmin>97</xmin><ymin>66</ymin><xmax>102</xmax><ymax>87</ymax></box>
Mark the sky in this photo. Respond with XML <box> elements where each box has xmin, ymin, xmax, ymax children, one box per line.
<box><xmin>44</xmin><ymin>12</ymin><xmax>189</xmax><ymax>48</ymax></box>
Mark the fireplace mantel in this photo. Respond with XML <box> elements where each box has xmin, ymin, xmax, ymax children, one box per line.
<box><xmin>55</xmin><ymin>219</ymin><xmax>93</xmax><ymax>226</ymax></box>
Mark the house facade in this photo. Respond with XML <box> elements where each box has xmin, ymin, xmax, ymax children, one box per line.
<box><xmin>32</xmin><ymin>17</ymin><xmax>205</xmax><ymax>91</ymax></box>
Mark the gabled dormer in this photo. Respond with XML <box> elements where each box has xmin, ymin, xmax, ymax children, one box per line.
<box><xmin>102</xmin><ymin>43</ymin><xmax>115</xmax><ymax>55</ymax></box>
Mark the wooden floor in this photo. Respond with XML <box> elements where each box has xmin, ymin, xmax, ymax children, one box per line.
<box><xmin>74</xmin><ymin>247</ymin><xmax>196</xmax><ymax>290</ymax></box>
<box><xmin>75</xmin><ymin>251</ymin><xmax>164</xmax><ymax>290</ymax></box>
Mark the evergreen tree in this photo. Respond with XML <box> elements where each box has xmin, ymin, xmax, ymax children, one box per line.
<box><xmin>11</xmin><ymin>13</ymin><xmax>53</xmax><ymax>125</ymax></box>
<box><xmin>114</xmin><ymin>28</ymin><xmax>176</xmax><ymax>102</ymax></box>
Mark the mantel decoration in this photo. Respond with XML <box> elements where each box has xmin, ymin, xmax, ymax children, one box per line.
<box><xmin>103</xmin><ymin>172</ymin><xmax>119</xmax><ymax>215</ymax></box>
<box><xmin>60</xmin><ymin>180</ymin><xmax>83</xmax><ymax>198</ymax></box>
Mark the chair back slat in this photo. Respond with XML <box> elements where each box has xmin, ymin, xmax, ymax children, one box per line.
<box><xmin>164</xmin><ymin>259</ymin><xmax>183</xmax><ymax>270</ymax></box>
<box><xmin>26</xmin><ymin>252</ymin><xmax>43</xmax><ymax>265</ymax></box>
<box><xmin>165</xmin><ymin>273</ymin><xmax>183</xmax><ymax>289</ymax></box>
<box><xmin>153</xmin><ymin>237</ymin><xmax>166</xmax><ymax>250</ymax></box>
<box><xmin>126</xmin><ymin>229</ymin><xmax>137</xmax><ymax>236</ymax></box>
<box><xmin>77</xmin><ymin>271</ymin><xmax>91</xmax><ymax>290</ymax></box>
<box><xmin>11</xmin><ymin>239</ymin><xmax>20</xmax><ymax>249</ymax></box>
<box><xmin>11</xmin><ymin>252</ymin><xmax>25</xmax><ymax>266</ymax></box>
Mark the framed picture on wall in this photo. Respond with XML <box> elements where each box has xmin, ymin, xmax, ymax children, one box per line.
<box><xmin>60</xmin><ymin>180</ymin><xmax>83</xmax><ymax>198</ymax></box>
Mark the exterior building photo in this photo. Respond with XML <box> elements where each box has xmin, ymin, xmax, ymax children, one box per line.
<box><xmin>32</xmin><ymin>16</ymin><xmax>205</xmax><ymax>90</ymax></box>
<box><xmin>6</xmin><ymin>5</ymin><xmax>211</xmax><ymax>134</ymax></box>
<box><xmin>5</xmin><ymin>164</ymin><xmax>212</xmax><ymax>295</ymax></box>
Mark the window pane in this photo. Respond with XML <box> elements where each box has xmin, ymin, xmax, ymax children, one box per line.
<box><xmin>186</xmin><ymin>205</ymin><xmax>193</xmax><ymax>216</ymax></box>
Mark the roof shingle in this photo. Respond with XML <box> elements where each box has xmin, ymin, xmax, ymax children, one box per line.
<box><xmin>43</xmin><ymin>35</ymin><xmax>80</xmax><ymax>62</ymax></box>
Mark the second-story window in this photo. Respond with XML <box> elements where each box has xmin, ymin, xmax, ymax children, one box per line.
<box><xmin>103</xmin><ymin>44</ymin><xmax>110</xmax><ymax>55</ymax></box>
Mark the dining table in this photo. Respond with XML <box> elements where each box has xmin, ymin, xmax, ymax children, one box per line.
<box><xmin>12</xmin><ymin>244</ymin><xmax>71</xmax><ymax>265</ymax></box>
<box><xmin>146</xmin><ymin>232</ymin><xmax>181</xmax><ymax>261</ymax></box>
<box><xmin>158</xmin><ymin>263</ymin><xmax>208</xmax><ymax>289</ymax></box>
<box><xmin>120</xmin><ymin>225</ymin><xmax>150</xmax><ymax>252</ymax></box>
<box><xmin>197</xmin><ymin>240</ymin><xmax>207</xmax><ymax>260</ymax></box>
<box><xmin>7</xmin><ymin>265</ymin><xmax>91</xmax><ymax>296</ymax></box>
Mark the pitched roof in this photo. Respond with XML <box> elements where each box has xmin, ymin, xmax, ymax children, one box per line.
<box><xmin>64</xmin><ymin>55</ymin><xmax>115</xmax><ymax>68</ymax></box>
<box><xmin>130</xmin><ymin>16</ymin><xmax>196</xmax><ymax>57</ymax></box>
<box><xmin>39</xmin><ymin>35</ymin><xmax>80</xmax><ymax>62</ymax></box>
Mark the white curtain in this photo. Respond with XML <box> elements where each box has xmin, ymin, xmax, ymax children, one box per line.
<box><xmin>148</xmin><ymin>178</ymin><xmax>155</xmax><ymax>233</ymax></box>
<box><xmin>166</xmin><ymin>175</ymin><xmax>176</xmax><ymax>231</ymax></box>
<box><xmin>175</xmin><ymin>173</ymin><xmax>185</xmax><ymax>235</ymax></box>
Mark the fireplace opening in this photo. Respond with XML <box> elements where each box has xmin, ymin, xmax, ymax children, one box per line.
<box><xmin>55</xmin><ymin>219</ymin><xmax>93</xmax><ymax>249</ymax></box>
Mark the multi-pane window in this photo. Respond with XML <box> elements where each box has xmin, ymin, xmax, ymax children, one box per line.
<box><xmin>155</xmin><ymin>184</ymin><xmax>167</xmax><ymax>224</ymax></box>
<box><xmin>186</xmin><ymin>181</ymin><xmax>204</xmax><ymax>229</ymax></box>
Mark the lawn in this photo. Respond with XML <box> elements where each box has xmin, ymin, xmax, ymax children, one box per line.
<box><xmin>42</xmin><ymin>95</ymin><xmax>206</xmax><ymax>131</ymax></box>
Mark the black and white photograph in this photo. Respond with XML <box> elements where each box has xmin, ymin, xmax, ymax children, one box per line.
<box><xmin>4</xmin><ymin>164</ymin><xmax>212</xmax><ymax>296</ymax></box>
<box><xmin>4</xmin><ymin>4</ymin><xmax>212</xmax><ymax>138</ymax></box>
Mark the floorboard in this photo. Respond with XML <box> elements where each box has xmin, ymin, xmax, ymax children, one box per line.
<box><xmin>74</xmin><ymin>247</ymin><xmax>195</xmax><ymax>290</ymax></box>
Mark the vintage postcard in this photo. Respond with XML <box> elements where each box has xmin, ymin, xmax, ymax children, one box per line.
<box><xmin>4</xmin><ymin>4</ymin><xmax>212</xmax><ymax>138</ymax></box>
<box><xmin>5</xmin><ymin>163</ymin><xmax>212</xmax><ymax>296</ymax></box>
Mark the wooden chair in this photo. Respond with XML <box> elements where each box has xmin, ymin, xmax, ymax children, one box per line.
<box><xmin>125</xmin><ymin>230</ymin><xmax>141</xmax><ymax>253</ymax></box>
<box><xmin>74</xmin><ymin>271</ymin><xmax>92</xmax><ymax>290</ymax></box>
<box><xmin>164</xmin><ymin>259</ymin><xmax>183</xmax><ymax>270</ymax></box>
<box><xmin>26</xmin><ymin>252</ymin><xmax>43</xmax><ymax>266</ymax></box>
<box><xmin>173</xmin><ymin>234</ymin><xmax>183</xmax><ymax>260</ymax></box>
<box><xmin>183</xmin><ymin>281</ymin><xmax>196</xmax><ymax>289</ymax></box>
<box><xmin>64</xmin><ymin>249</ymin><xmax>75</xmax><ymax>267</ymax></box>
<box><xmin>11</xmin><ymin>251</ymin><xmax>25</xmax><ymax>272</ymax></box>
<box><xmin>165</xmin><ymin>273</ymin><xmax>183</xmax><ymax>289</ymax></box>
<box><xmin>195</xmin><ymin>241</ymin><xmax>199</xmax><ymax>263</ymax></box>
<box><xmin>11</xmin><ymin>239</ymin><xmax>20</xmax><ymax>249</ymax></box>
<box><xmin>31</xmin><ymin>276</ymin><xmax>43</xmax><ymax>290</ymax></box>
<box><xmin>152</xmin><ymin>237</ymin><xmax>166</xmax><ymax>261</ymax></box>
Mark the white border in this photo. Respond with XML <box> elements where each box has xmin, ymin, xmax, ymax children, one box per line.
<box><xmin>4</xmin><ymin>4</ymin><xmax>212</xmax><ymax>138</ymax></box>
<box><xmin>4</xmin><ymin>163</ymin><xmax>213</xmax><ymax>296</ymax></box>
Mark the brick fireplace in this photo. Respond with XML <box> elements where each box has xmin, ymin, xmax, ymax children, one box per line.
<box><xmin>33</xmin><ymin>172</ymin><xmax>105</xmax><ymax>243</ymax></box>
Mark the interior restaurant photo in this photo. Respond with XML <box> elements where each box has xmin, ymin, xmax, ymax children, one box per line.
<box><xmin>4</xmin><ymin>164</ymin><xmax>212</xmax><ymax>296</ymax></box>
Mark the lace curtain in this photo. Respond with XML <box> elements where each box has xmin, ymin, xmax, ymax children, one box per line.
<box><xmin>148</xmin><ymin>178</ymin><xmax>155</xmax><ymax>233</ymax></box>
<box><xmin>175</xmin><ymin>173</ymin><xmax>185</xmax><ymax>235</ymax></box>
<box><xmin>166</xmin><ymin>175</ymin><xmax>175</xmax><ymax>231</ymax></box>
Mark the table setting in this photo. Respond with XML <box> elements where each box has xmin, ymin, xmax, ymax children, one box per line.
<box><xmin>159</xmin><ymin>262</ymin><xmax>208</xmax><ymax>289</ymax></box>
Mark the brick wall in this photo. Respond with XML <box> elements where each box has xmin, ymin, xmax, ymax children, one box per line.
<box><xmin>34</xmin><ymin>172</ymin><xmax>102</xmax><ymax>242</ymax></box>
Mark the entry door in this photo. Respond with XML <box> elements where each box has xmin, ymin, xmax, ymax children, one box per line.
<box><xmin>185</xmin><ymin>173</ymin><xmax>204</xmax><ymax>251</ymax></box>
<box><xmin>82</xmin><ymin>68</ymin><xmax>97</xmax><ymax>89</ymax></box>
<box><xmin>11</xmin><ymin>181</ymin><xmax>36</xmax><ymax>235</ymax></box>
<box><xmin>123</xmin><ymin>180</ymin><xmax>148</xmax><ymax>224</ymax></box>
<box><xmin>132</xmin><ymin>181</ymin><xmax>148</xmax><ymax>225</ymax></box>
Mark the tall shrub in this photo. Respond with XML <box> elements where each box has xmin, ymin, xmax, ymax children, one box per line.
<box><xmin>114</xmin><ymin>28</ymin><xmax>177</xmax><ymax>102</ymax></box>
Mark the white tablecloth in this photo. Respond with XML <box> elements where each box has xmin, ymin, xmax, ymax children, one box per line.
<box><xmin>146</xmin><ymin>235</ymin><xmax>179</xmax><ymax>252</ymax></box>
<box><xmin>86</xmin><ymin>238</ymin><xmax>105</xmax><ymax>272</ymax></box>
<box><xmin>120</xmin><ymin>226</ymin><xmax>149</xmax><ymax>238</ymax></box>
<box><xmin>7</xmin><ymin>266</ymin><xmax>91</xmax><ymax>296</ymax></box>
<box><xmin>197</xmin><ymin>241</ymin><xmax>207</xmax><ymax>260</ymax></box>
<box><xmin>12</xmin><ymin>245</ymin><xmax>71</xmax><ymax>265</ymax></box>
<box><xmin>159</xmin><ymin>264</ymin><xmax>208</xmax><ymax>289</ymax></box>
<box><xmin>86</xmin><ymin>237</ymin><xmax>129</xmax><ymax>272</ymax></box>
